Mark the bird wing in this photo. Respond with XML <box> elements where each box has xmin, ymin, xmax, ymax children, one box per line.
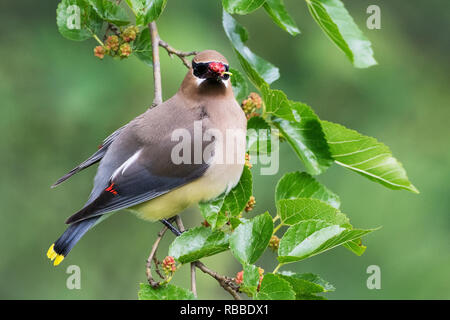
<box><xmin>51</xmin><ymin>125</ymin><xmax>126</xmax><ymax>188</ymax></box>
<box><xmin>65</xmin><ymin>151</ymin><xmax>208</xmax><ymax>224</ymax></box>
<box><xmin>65</xmin><ymin>105</ymin><xmax>211</xmax><ymax>224</ymax></box>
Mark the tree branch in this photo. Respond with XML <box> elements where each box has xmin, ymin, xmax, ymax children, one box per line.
<box><xmin>174</xmin><ymin>216</ymin><xmax>198</xmax><ymax>298</ymax></box>
<box><xmin>159</xmin><ymin>39</ymin><xmax>198</xmax><ymax>69</ymax></box>
<box><xmin>146</xmin><ymin>225</ymin><xmax>168</xmax><ymax>287</ymax></box>
<box><xmin>149</xmin><ymin>22</ymin><xmax>162</xmax><ymax>105</ymax></box>
<box><xmin>194</xmin><ymin>261</ymin><xmax>241</xmax><ymax>300</ymax></box>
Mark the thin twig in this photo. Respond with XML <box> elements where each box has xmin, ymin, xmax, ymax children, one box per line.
<box><xmin>194</xmin><ymin>261</ymin><xmax>241</xmax><ymax>300</ymax></box>
<box><xmin>149</xmin><ymin>22</ymin><xmax>162</xmax><ymax>105</ymax></box>
<box><xmin>146</xmin><ymin>226</ymin><xmax>168</xmax><ymax>287</ymax></box>
<box><xmin>159</xmin><ymin>39</ymin><xmax>198</xmax><ymax>69</ymax></box>
<box><xmin>190</xmin><ymin>263</ymin><xmax>197</xmax><ymax>298</ymax></box>
<box><xmin>174</xmin><ymin>216</ymin><xmax>198</xmax><ymax>297</ymax></box>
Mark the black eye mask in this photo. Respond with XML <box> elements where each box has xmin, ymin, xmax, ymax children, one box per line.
<box><xmin>192</xmin><ymin>61</ymin><xmax>230</xmax><ymax>80</ymax></box>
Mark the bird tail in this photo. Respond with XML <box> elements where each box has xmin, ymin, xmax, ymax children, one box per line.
<box><xmin>46</xmin><ymin>217</ymin><xmax>99</xmax><ymax>266</ymax></box>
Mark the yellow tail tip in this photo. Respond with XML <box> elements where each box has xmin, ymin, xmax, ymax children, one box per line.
<box><xmin>46</xmin><ymin>244</ymin><xmax>64</xmax><ymax>266</ymax></box>
<box><xmin>47</xmin><ymin>244</ymin><xmax>56</xmax><ymax>259</ymax></box>
<box><xmin>54</xmin><ymin>255</ymin><xmax>64</xmax><ymax>266</ymax></box>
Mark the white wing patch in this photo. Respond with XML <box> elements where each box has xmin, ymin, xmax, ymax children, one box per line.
<box><xmin>112</xmin><ymin>149</ymin><xmax>142</xmax><ymax>179</ymax></box>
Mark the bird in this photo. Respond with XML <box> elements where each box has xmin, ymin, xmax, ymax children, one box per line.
<box><xmin>47</xmin><ymin>50</ymin><xmax>247</xmax><ymax>266</ymax></box>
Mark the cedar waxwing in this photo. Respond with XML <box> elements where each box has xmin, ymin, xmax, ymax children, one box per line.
<box><xmin>47</xmin><ymin>50</ymin><xmax>247</xmax><ymax>266</ymax></box>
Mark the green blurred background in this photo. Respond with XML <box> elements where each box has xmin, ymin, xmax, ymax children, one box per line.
<box><xmin>1</xmin><ymin>0</ymin><xmax>449</xmax><ymax>299</ymax></box>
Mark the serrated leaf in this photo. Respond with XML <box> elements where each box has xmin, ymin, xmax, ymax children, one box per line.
<box><xmin>255</xmin><ymin>273</ymin><xmax>295</xmax><ymax>300</ymax></box>
<box><xmin>247</xmin><ymin>116</ymin><xmax>275</xmax><ymax>155</ymax></box>
<box><xmin>261</xmin><ymin>84</ymin><xmax>333</xmax><ymax>175</ymax></box>
<box><xmin>275</xmin><ymin>171</ymin><xmax>340</xmax><ymax>209</ymax></box>
<box><xmin>223</xmin><ymin>10</ymin><xmax>279</xmax><ymax>88</ymax></box>
<box><xmin>222</xmin><ymin>0</ymin><xmax>266</xmax><ymax>15</ymax></box>
<box><xmin>199</xmin><ymin>193</ymin><xmax>226</xmax><ymax>229</ymax></box>
<box><xmin>230</xmin><ymin>68</ymin><xmax>249</xmax><ymax>101</ymax></box>
<box><xmin>87</xmin><ymin>0</ymin><xmax>130</xmax><ymax>26</ymax></box>
<box><xmin>168</xmin><ymin>227</ymin><xmax>230</xmax><ymax>264</ymax></box>
<box><xmin>198</xmin><ymin>167</ymin><xmax>252</xmax><ymax>229</ymax></box>
<box><xmin>278</xmin><ymin>219</ymin><xmax>374</xmax><ymax>263</ymax></box>
<box><xmin>263</xmin><ymin>0</ymin><xmax>300</xmax><ymax>36</ymax></box>
<box><xmin>240</xmin><ymin>264</ymin><xmax>261</xmax><ymax>296</ymax></box>
<box><xmin>220</xmin><ymin>165</ymin><xmax>253</xmax><ymax>218</ymax></box>
<box><xmin>278</xmin><ymin>271</ymin><xmax>334</xmax><ymax>299</ymax></box>
<box><xmin>229</xmin><ymin>212</ymin><xmax>273</xmax><ymax>264</ymax></box>
<box><xmin>343</xmin><ymin>238</ymin><xmax>366</xmax><ymax>256</ymax></box>
<box><xmin>126</xmin><ymin>0</ymin><xmax>167</xmax><ymax>25</ymax></box>
<box><xmin>132</xmin><ymin>28</ymin><xmax>153</xmax><ymax>66</ymax></box>
<box><xmin>276</xmin><ymin>198</ymin><xmax>350</xmax><ymax>227</ymax></box>
<box><xmin>56</xmin><ymin>0</ymin><xmax>103</xmax><ymax>41</ymax></box>
<box><xmin>306</xmin><ymin>0</ymin><xmax>376</xmax><ymax>68</ymax></box>
<box><xmin>138</xmin><ymin>283</ymin><xmax>196</xmax><ymax>300</ymax></box>
<box><xmin>322</xmin><ymin>120</ymin><xmax>418</xmax><ymax>193</ymax></box>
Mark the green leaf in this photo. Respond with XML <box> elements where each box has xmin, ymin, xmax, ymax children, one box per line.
<box><xmin>168</xmin><ymin>227</ymin><xmax>230</xmax><ymax>264</ymax></box>
<box><xmin>343</xmin><ymin>238</ymin><xmax>366</xmax><ymax>256</ymax></box>
<box><xmin>255</xmin><ymin>273</ymin><xmax>295</xmax><ymax>300</ymax></box>
<box><xmin>230</xmin><ymin>68</ymin><xmax>249</xmax><ymax>101</ymax></box>
<box><xmin>261</xmin><ymin>84</ymin><xmax>333</xmax><ymax>175</ymax></box>
<box><xmin>263</xmin><ymin>0</ymin><xmax>300</xmax><ymax>36</ymax></box>
<box><xmin>87</xmin><ymin>0</ymin><xmax>130</xmax><ymax>26</ymax></box>
<box><xmin>322</xmin><ymin>121</ymin><xmax>419</xmax><ymax>193</ymax></box>
<box><xmin>247</xmin><ymin>116</ymin><xmax>275</xmax><ymax>155</ymax></box>
<box><xmin>278</xmin><ymin>271</ymin><xmax>334</xmax><ymax>299</ymax></box>
<box><xmin>198</xmin><ymin>167</ymin><xmax>252</xmax><ymax>229</ymax></box>
<box><xmin>223</xmin><ymin>10</ymin><xmax>279</xmax><ymax>88</ymax></box>
<box><xmin>56</xmin><ymin>0</ymin><xmax>103</xmax><ymax>41</ymax></box>
<box><xmin>305</xmin><ymin>0</ymin><xmax>376</xmax><ymax>68</ymax></box>
<box><xmin>126</xmin><ymin>0</ymin><xmax>167</xmax><ymax>25</ymax></box>
<box><xmin>138</xmin><ymin>283</ymin><xmax>196</xmax><ymax>300</ymax></box>
<box><xmin>240</xmin><ymin>264</ymin><xmax>261</xmax><ymax>296</ymax></box>
<box><xmin>199</xmin><ymin>193</ymin><xmax>227</xmax><ymax>229</ymax></box>
<box><xmin>222</xmin><ymin>0</ymin><xmax>266</xmax><ymax>15</ymax></box>
<box><xmin>229</xmin><ymin>212</ymin><xmax>273</xmax><ymax>264</ymax></box>
<box><xmin>276</xmin><ymin>198</ymin><xmax>349</xmax><ymax>227</ymax></box>
<box><xmin>275</xmin><ymin>171</ymin><xmax>340</xmax><ymax>209</ymax></box>
<box><xmin>278</xmin><ymin>219</ymin><xmax>374</xmax><ymax>263</ymax></box>
<box><xmin>132</xmin><ymin>28</ymin><xmax>153</xmax><ymax>66</ymax></box>
<box><xmin>220</xmin><ymin>165</ymin><xmax>253</xmax><ymax>218</ymax></box>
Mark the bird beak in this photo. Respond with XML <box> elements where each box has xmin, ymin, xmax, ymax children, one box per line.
<box><xmin>208</xmin><ymin>62</ymin><xmax>231</xmax><ymax>80</ymax></box>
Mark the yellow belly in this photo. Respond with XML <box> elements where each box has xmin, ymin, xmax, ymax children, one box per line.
<box><xmin>129</xmin><ymin>163</ymin><xmax>244</xmax><ymax>221</ymax></box>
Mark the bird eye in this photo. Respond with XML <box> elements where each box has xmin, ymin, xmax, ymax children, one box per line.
<box><xmin>192</xmin><ymin>62</ymin><xmax>209</xmax><ymax>78</ymax></box>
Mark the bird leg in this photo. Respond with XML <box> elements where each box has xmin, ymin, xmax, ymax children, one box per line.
<box><xmin>160</xmin><ymin>218</ymin><xmax>182</xmax><ymax>236</ymax></box>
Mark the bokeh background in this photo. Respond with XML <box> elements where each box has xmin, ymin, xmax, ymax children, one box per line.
<box><xmin>1</xmin><ymin>0</ymin><xmax>449</xmax><ymax>299</ymax></box>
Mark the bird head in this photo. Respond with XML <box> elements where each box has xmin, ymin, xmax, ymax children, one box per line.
<box><xmin>191</xmin><ymin>50</ymin><xmax>232</xmax><ymax>85</ymax></box>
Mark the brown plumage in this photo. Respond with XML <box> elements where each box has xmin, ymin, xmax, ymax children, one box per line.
<box><xmin>47</xmin><ymin>50</ymin><xmax>247</xmax><ymax>265</ymax></box>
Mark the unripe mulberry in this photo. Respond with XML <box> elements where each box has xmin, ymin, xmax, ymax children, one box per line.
<box><xmin>119</xmin><ymin>43</ymin><xmax>132</xmax><ymax>57</ymax></box>
<box><xmin>94</xmin><ymin>46</ymin><xmax>105</xmax><ymax>59</ymax></box>
<box><xmin>269</xmin><ymin>235</ymin><xmax>280</xmax><ymax>251</ymax></box>
<box><xmin>245</xmin><ymin>153</ymin><xmax>252</xmax><ymax>169</ymax></box>
<box><xmin>257</xmin><ymin>267</ymin><xmax>264</xmax><ymax>291</ymax></box>
<box><xmin>105</xmin><ymin>35</ymin><xmax>119</xmax><ymax>51</ymax></box>
<box><xmin>241</xmin><ymin>92</ymin><xmax>262</xmax><ymax>115</ymax></box>
<box><xmin>245</xmin><ymin>196</ymin><xmax>256</xmax><ymax>212</ymax></box>
<box><xmin>122</xmin><ymin>26</ymin><xmax>139</xmax><ymax>42</ymax></box>
<box><xmin>162</xmin><ymin>256</ymin><xmax>176</xmax><ymax>274</ymax></box>
<box><xmin>235</xmin><ymin>270</ymin><xmax>244</xmax><ymax>285</ymax></box>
